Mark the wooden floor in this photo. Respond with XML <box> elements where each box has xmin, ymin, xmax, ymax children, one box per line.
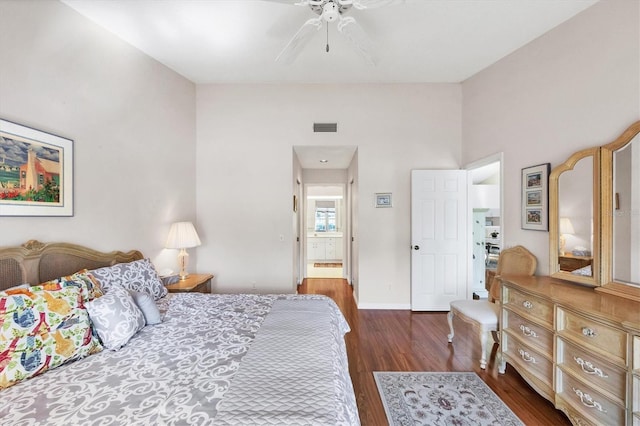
<box><xmin>298</xmin><ymin>278</ymin><xmax>571</xmax><ymax>426</ymax></box>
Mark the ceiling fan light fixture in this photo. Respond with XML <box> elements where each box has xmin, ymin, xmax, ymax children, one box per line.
<box><xmin>322</xmin><ymin>2</ymin><xmax>340</xmax><ymax>22</ymax></box>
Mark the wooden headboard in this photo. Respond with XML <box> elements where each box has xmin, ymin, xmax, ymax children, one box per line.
<box><xmin>0</xmin><ymin>240</ymin><xmax>143</xmax><ymax>291</ymax></box>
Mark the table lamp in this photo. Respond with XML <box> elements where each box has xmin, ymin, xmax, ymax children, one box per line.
<box><xmin>165</xmin><ymin>221</ymin><xmax>201</xmax><ymax>280</ymax></box>
<box><xmin>559</xmin><ymin>217</ymin><xmax>575</xmax><ymax>256</ymax></box>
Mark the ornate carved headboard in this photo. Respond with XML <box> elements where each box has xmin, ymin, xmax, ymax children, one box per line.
<box><xmin>0</xmin><ymin>240</ymin><xmax>143</xmax><ymax>291</ymax></box>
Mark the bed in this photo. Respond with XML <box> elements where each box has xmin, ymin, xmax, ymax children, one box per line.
<box><xmin>0</xmin><ymin>240</ymin><xmax>360</xmax><ymax>425</ymax></box>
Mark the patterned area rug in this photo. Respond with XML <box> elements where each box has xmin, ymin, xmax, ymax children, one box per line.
<box><xmin>374</xmin><ymin>372</ymin><xmax>524</xmax><ymax>426</ymax></box>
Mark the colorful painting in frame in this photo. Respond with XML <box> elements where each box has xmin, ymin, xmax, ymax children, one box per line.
<box><xmin>521</xmin><ymin>163</ymin><xmax>550</xmax><ymax>231</ymax></box>
<box><xmin>0</xmin><ymin>119</ymin><xmax>73</xmax><ymax>216</ymax></box>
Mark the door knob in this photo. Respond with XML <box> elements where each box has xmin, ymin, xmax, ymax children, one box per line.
<box><xmin>413</xmin><ymin>245</ymin><xmax>420</xmax><ymax>250</ymax></box>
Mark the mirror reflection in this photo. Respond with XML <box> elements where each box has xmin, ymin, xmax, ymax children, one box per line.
<box><xmin>612</xmin><ymin>133</ymin><xmax>640</xmax><ymax>285</ymax></box>
<box><xmin>558</xmin><ymin>156</ymin><xmax>594</xmax><ymax>277</ymax></box>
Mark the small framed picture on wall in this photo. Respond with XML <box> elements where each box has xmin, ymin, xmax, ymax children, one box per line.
<box><xmin>375</xmin><ymin>193</ymin><xmax>392</xmax><ymax>208</ymax></box>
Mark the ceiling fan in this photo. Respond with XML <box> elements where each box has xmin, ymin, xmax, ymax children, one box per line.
<box><xmin>268</xmin><ymin>0</ymin><xmax>404</xmax><ymax>65</ymax></box>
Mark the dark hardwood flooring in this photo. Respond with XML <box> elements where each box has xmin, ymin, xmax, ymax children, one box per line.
<box><xmin>298</xmin><ymin>278</ymin><xmax>570</xmax><ymax>426</ymax></box>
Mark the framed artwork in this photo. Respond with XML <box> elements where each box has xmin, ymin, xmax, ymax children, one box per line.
<box><xmin>375</xmin><ymin>192</ymin><xmax>392</xmax><ymax>208</ymax></box>
<box><xmin>521</xmin><ymin>163</ymin><xmax>550</xmax><ymax>231</ymax></box>
<box><xmin>0</xmin><ymin>119</ymin><xmax>73</xmax><ymax>216</ymax></box>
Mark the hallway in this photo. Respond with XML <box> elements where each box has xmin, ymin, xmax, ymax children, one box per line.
<box><xmin>306</xmin><ymin>262</ymin><xmax>343</xmax><ymax>278</ymax></box>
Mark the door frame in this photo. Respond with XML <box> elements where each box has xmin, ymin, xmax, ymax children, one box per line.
<box><xmin>465</xmin><ymin>152</ymin><xmax>504</xmax><ymax>297</ymax></box>
<box><xmin>303</xmin><ymin>183</ymin><xmax>347</xmax><ymax>280</ymax></box>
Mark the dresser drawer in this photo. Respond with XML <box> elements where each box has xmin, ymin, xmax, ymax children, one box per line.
<box><xmin>503</xmin><ymin>332</ymin><xmax>553</xmax><ymax>388</ymax></box>
<box><xmin>556</xmin><ymin>307</ymin><xmax>628</xmax><ymax>367</ymax></box>
<box><xmin>556</xmin><ymin>369</ymin><xmax>626</xmax><ymax>426</ymax></box>
<box><xmin>503</xmin><ymin>286</ymin><xmax>553</xmax><ymax>328</ymax></box>
<box><xmin>556</xmin><ymin>337</ymin><xmax>627</xmax><ymax>405</ymax></box>
<box><xmin>503</xmin><ymin>308</ymin><xmax>553</xmax><ymax>354</ymax></box>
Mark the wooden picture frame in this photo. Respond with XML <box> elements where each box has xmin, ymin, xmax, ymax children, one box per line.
<box><xmin>521</xmin><ymin>163</ymin><xmax>550</xmax><ymax>230</ymax></box>
<box><xmin>0</xmin><ymin>119</ymin><xmax>73</xmax><ymax>216</ymax></box>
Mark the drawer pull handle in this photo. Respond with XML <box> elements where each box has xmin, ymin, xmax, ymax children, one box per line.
<box><xmin>518</xmin><ymin>349</ymin><xmax>536</xmax><ymax>363</ymax></box>
<box><xmin>519</xmin><ymin>324</ymin><xmax>538</xmax><ymax>338</ymax></box>
<box><xmin>522</xmin><ymin>301</ymin><xmax>533</xmax><ymax>309</ymax></box>
<box><xmin>572</xmin><ymin>388</ymin><xmax>606</xmax><ymax>413</ymax></box>
<box><xmin>574</xmin><ymin>357</ymin><xmax>608</xmax><ymax>378</ymax></box>
<box><xmin>581</xmin><ymin>327</ymin><xmax>596</xmax><ymax>337</ymax></box>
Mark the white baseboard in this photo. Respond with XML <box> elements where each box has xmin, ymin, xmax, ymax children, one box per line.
<box><xmin>357</xmin><ymin>302</ymin><xmax>411</xmax><ymax>310</ymax></box>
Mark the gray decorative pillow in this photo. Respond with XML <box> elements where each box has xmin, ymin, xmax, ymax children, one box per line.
<box><xmin>90</xmin><ymin>258</ymin><xmax>167</xmax><ymax>300</ymax></box>
<box><xmin>86</xmin><ymin>285</ymin><xmax>145</xmax><ymax>350</ymax></box>
<box><xmin>129</xmin><ymin>290</ymin><xmax>161</xmax><ymax>325</ymax></box>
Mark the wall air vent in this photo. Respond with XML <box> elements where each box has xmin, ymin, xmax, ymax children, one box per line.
<box><xmin>313</xmin><ymin>123</ymin><xmax>337</xmax><ymax>133</ymax></box>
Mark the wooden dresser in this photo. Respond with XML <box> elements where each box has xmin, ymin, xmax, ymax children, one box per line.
<box><xmin>498</xmin><ymin>274</ymin><xmax>640</xmax><ymax>426</ymax></box>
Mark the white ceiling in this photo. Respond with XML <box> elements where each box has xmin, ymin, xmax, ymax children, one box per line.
<box><xmin>62</xmin><ymin>0</ymin><xmax>598</xmax><ymax>85</ymax></box>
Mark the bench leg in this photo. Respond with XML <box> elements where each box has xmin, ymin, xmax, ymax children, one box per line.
<box><xmin>447</xmin><ymin>311</ymin><xmax>454</xmax><ymax>342</ymax></box>
<box><xmin>479</xmin><ymin>329</ymin><xmax>488</xmax><ymax>369</ymax></box>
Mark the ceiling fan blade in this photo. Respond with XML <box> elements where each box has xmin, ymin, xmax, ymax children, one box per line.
<box><xmin>276</xmin><ymin>17</ymin><xmax>323</xmax><ymax>64</ymax></box>
<box><xmin>351</xmin><ymin>0</ymin><xmax>405</xmax><ymax>10</ymax></box>
<box><xmin>260</xmin><ymin>0</ymin><xmax>312</xmax><ymax>5</ymax></box>
<box><xmin>337</xmin><ymin>16</ymin><xmax>377</xmax><ymax>66</ymax></box>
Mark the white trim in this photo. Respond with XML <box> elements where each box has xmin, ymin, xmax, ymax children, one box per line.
<box><xmin>357</xmin><ymin>302</ymin><xmax>411</xmax><ymax>310</ymax></box>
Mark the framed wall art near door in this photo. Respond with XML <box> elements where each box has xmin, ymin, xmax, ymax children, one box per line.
<box><xmin>0</xmin><ymin>119</ymin><xmax>73</xmax><ymax>216</ymax></box>
<box><xmin>375</xmin><ymin>192</ymin><xmax>392</xmax><ymax>208</ymax></box>
<box><xmin>521</xmin><ymin>163</ymin><xmax>550</xmax><ymax>231</ymax></box>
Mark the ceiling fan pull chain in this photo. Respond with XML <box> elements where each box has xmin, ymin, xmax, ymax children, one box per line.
<box><xmin>326</xmin><ymin>25</ymin><xmax>330</xmax><ymax>53</ymax></box>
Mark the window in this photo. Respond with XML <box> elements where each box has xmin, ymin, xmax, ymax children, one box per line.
<box><xmin>314</xmin><ymin>201</ymin><xmax>336</xmax><ymax>232</ymax></box>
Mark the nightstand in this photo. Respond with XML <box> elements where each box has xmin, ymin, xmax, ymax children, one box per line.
<box><xmin>165</xmin><ymin>273</ymin><xmax>214</xmax><ymax>293</ymax></box>
<box><xmin>558</xmin><ymin>254</ymin><xmax>592</xmax><ymax>272</ymax></box>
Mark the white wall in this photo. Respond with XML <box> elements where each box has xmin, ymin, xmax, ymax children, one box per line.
<box><xmin>462</xmin><ymin>0</ymin><xmax>640</xmax><ymax>274</ymax></box>
<box><xmin>196</xmin><ymin>84</ymin><xmax>462</xmax><ymax>303</ymax></box>
<box><xmin>0</xmin><ymin>1</ymin><xmax>196</xmax><ymax>273</ymax></box>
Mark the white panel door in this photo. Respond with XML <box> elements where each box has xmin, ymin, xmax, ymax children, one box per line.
<box><xmin>411</xmin><ymin>170</ymin><xmax>468</xmax><ymax>311</ymax></box>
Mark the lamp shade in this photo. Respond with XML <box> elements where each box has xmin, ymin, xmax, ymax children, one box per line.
<box><xmin>559</xmin><ymin>217</ymin><xmax>575</xmax><ymax>235</ymax></box>
<box><xmin>165</xmin><ymin>222</ymin><xmax>201</xmax><ymax>249</ymax></box>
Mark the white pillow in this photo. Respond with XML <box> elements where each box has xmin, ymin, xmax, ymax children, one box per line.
<box><xmin>90</xmin><ymin>258</ymin><xmax>167</xmax><ymax>300</ymax></box>
<box><xmin>86</xmin><ymin>285</ymin><xmax>145</xmax><ymax>350</ymax></box>
<box><xmin>129</xmin><ymin>290</ymin><xmax>161</xmax><ymax>325</ymax></box>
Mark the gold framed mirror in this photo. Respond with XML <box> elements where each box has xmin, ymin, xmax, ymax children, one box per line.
<box><xmin>599</xmin><ymin>121</ymin><xmax>640</xmax><ymax>301</ymax></box>
<box><xmin>549</xmin><ymin>146</ymin><xmax>601</xmax><ymax>286</ymax></box>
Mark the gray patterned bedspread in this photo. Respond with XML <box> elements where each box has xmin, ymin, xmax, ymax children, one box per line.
<box><xmin>0</xmin><ymin>293</ymin><xmax>360</xmax><ymax>425</ymax></box>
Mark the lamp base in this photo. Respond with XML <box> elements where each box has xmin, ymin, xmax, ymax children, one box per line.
<box><xmin>177</xmin><ymin>248</ymin><xmax>190</xmax><ymax>280</ymax></box>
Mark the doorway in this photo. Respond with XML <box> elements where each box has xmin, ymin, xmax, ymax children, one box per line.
<box><xmin>293</xmin><ymin>145</ymin><xmax>357</xmax><ymax>286</ymax></box>
<box><xmin>306</xmin><ymin>185</ymin><xmax>345</xmax><ymax>278</ymax></box>
<box><xmin>409</xmin><ymin>156</ymin><xmax>502</xmax><ymax>310</ymax></box>
<box><xmin>467</xmin><ymin>154</ymin><xmax>503</xmax><ymax>297</ymax></box>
